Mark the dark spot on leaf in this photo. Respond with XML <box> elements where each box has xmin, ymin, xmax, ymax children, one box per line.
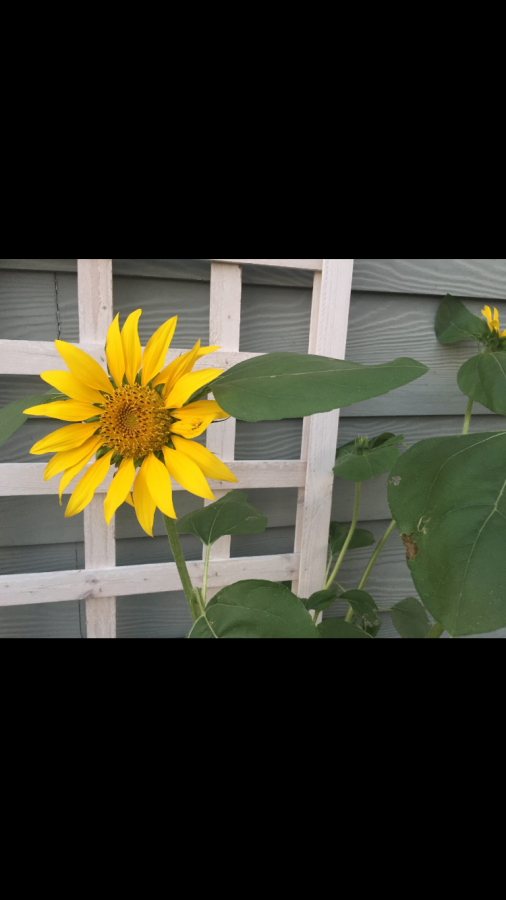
<box><xmin>402</xmin><ymin>534</ymin><xmax>419</xmax><ymax>562</ymax></box>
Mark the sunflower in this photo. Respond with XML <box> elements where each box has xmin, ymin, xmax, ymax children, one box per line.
<box><xmin>24</xmin><ymin>311</ymin><xmax>237</xmax><ymax>536</ymax></box>
<box><xmin>482</xmin><ymin>305</ymin><xmax>506</xmax><ymax>339</ymax></box>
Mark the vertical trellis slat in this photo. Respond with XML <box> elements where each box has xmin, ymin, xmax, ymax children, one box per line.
<box><xmin>293</xmin><ymin>260</ymin><xmax>354</xmax><ymax>600</ymax></box>
<box><xmin>206</xmin><ymin>263</ymin><xmax>243</xmax><ymax>575</ymax></box>
<box><xmin>78</xmin><ymin>259</ymin><xmax>117</xmax><ymax>639</ymax></box>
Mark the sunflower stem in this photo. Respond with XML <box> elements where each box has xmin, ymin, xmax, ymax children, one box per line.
<box><xmin>202</xmin><ymin>544</ymin><xmax>212</xmax><ymax>606</ymax></box>
<box><xmin>426</xmin><ymin>623</ymin><xmax>445</xmax><ymax>639</ymax></box>
<box><xmin>462</xmin><ymin>399</ymin><xmax>474</xmax><ymax>436</ymax></box>
<box><xmin>163</xmin><ymin>515</ymin><xmax>202</xmax><ymax>622</ymax></box>
<box><xmin>358</xmin><ymin>520</ymin><xmax>397</xmax><ymax>591</ymax></box>
<box><xmin>324</xmin><ymin>483</ymin><xmax>362</xmax><ymax>590</ymax></box>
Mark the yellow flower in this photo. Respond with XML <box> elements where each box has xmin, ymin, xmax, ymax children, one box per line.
<box><xmin>24</xmin><ymin>311</ymin><xmax>237</xmax><ymax>536</ymax></box>
<box><xmin>482</xmin><ymin>305</ymin><xmax>506</xmax><ymax>338</ymax></box>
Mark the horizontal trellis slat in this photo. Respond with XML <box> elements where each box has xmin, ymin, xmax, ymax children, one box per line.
<box><xmin>208</xmin><ymin>259</ymin><xmax>323</xmax><ymax>270</ymax></box>
<box><xmin>0</xmin><ymin>554</ymin><xmax>300</xmax><ymax>608</ymax></box>
<box><xmin>0</xmin><ymin>340</ymin><xmax>259</xmax><ymax>376</ymax></box>
<box><xmin>0</xmin><ymin>460</ymin><xmax>306</xmax><ymax>496</ymax></box>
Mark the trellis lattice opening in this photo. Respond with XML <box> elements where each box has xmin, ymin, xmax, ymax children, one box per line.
<box><xmin>0</xmin><ymin>259</ymin><xmax>354</xmax><ymax>638</ymax></box>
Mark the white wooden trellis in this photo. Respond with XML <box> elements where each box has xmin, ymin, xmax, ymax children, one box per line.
<box><xmin>0</xmin><ymin>259</ymin><xmax>354</xmax><ymax>637</ymax></box>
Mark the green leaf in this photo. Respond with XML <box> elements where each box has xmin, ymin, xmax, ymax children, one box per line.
<box><xmin>318</xmin><ymin>619</ymin><xmax>372</xmax><ymax>640</ymax></box>
<box><xmin>177</xmin><ymin>491</ymin><xmax>268</xmax><ymax>547</ymax></box>
<box><xmin>340</xmin><ymin>590</ymin><xmax>381</xmax><ymax>632</ymax></box>
<box><xmin>435</xmin><ymin>295</ymin><xmax>489</xmax><ymax>345</ymax></box>
<box><xmin>211</xmin><ymin>353</ymin><xmax>429</xmax><ymax>422</ymax></box>
<box><xmin>458</xmin><ymin>352</ymin><xmax>506</xmax><ymax>416</ymax></box>
<box><xmin>334</xmin><ymin>434</ymin><xmax>404</xmax><ymax>482</ymax></box>
<box><xmin>304</xmin><ymin>589</ymin><xmax>340</xmax><ymax>614</ymax></box>
<box><xmin>388</xmin><ymin>433</ymin><xmax>506</xmax><ymax>637</ymax></box>
<box><xmin>187</xmin><ymin>581</ymin><xmax>321</xmax><ymax>639</ymax></box>
<box><xmin>391</xmin><ymin>598</ymin><xmax>432</xmax><ymax>640</ymax></box>
<box><xmin>0</xmin><ymin>392</ymin><xmax>66</xmax><ymax>449</ymax></box>
<box><xmin>329</xmin><ymin>523</ymin><xmax>375</xmax><ymax>557</ymax></box>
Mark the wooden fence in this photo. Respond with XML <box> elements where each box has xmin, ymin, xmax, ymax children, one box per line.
<box><xmin>0</xmin><ymin>259</ymin><xmax>354</xmax><ymax>638</ymax></box>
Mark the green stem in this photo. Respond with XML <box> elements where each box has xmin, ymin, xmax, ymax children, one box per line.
<box><xmin>345</xmin><ymin>605</ymin><xmax>355</xmax><ymax>624</ymax></box>
<box><xmin>358</xmin><ymin>520</ymin><xmax>397</xmax><ymax>591</ymax></box>
<box><xmin>202</xmin><ymin>544</ymin><xmax>212</xmax><ymax>607</ymax></box>
<box><xmin>163</xmin><ymin>515</ymin><xmax>203</xmax><ymax>623</ymax></box>
<box><xmin>462</xmin><ymin>398</ymin><xmax>474</xmax><ymax>436</ymax></box>
<box><xmin>426</xmin><ymin>623</ymin><xmax>445</xmax><ymax>639</ymax></box>
<box><xmin>324</xmin><ymin>483</ymin><xmax>362</xmax><ymax>590</ymax></box>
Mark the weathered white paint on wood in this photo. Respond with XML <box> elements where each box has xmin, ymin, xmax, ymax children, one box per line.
<box><xmin>208</xmin><ymin>259</ymin><xmax>323</xmax><ymax>271</ymax></box>
<box><xmin>78</xmin><ymin>259</ymin><xmax>116</xmax><ymax>639</ymax></box>
<box><xmin>0</xmin><ymin>554</ymin><xmax>299</xmax><ymax>608</ymax></box>
<box><xmin>85</xmin><ymin>496</ymin><xmax>116</xmax><ymax>639</ymax></box>
<box><xmin>0</xmin><ymin>460</ymin><xmax>306</xmax><ymax>496</ymax></box>
<box><xmin>0</xmin><ymin>340</ymin><xmax>258</xmax><ymax>377</ymax></box>
<box><xmin>293</xmin><ymin>260</ymin><xmax>354</xmax><ymax>599</ymax></box>
<box><xmin>206</xmin><ymin>263</ymin><xmax>243</xmax><ymax>566</ymax></box>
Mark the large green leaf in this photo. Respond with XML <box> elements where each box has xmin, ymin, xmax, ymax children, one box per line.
<box><xmin>329</xmin><ymin>523</ymin><xmax>375</xmax><ymax>556</ymax></box>
<box><xmin>188</xmin><ymin>581</ymin><xmax>320</xmax><ymax>639</ymax></box>
<box><xmin>388</xmin><ymin>433</ymin><xmax>506</xmax><ymax>637</ymax></box>
<box><xmin>435</xmin><ymin>295</ymin><xmax>489</xmax><ymax>345</ymax></box>
<box><xmin>391</xmin><ymin>598</ymin><xmax>432</xmax><ymax>639</ymax></box>
<box><xmin>458</xmin><ymin>352</ymin><xmax>506</xmax><ymax>415</ymax></box>
<box><xmin>0</xmin><ymin>392</ymin><xmax>65</xmax><ymax>448</ymax></box>
<box><xmin>334</xmin><ymin>434</ymin><xmax>404</xmax><ymax>482</ymax></box>
<box><xmin>318</xmin><ymin>620</ymin><xmax>372</xmax><ymax>640</ymax></box>
<box><xmin>341</xmin><ymin>590</ymin><xmax>381</xmax><ymax>634</ymax></box>
<box><xmin>303</xmin><ymin>589</ymin><xmax>340</xmax><ymax>614</ymax></box>
<box><xmin>211</xmin><ymin>354</ymin><xmax>429</xmax><ymax>422</ymax></box>
<box><xmin>177</xmin><ymin>492</ymin><xmax>267</xmax><ymax>547</ymax></box>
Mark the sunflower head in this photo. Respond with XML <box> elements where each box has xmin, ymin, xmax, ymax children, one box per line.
<box><xmin>482</xmin><ymin>306</ymin><xmax>506</xmax><ymax>339</ymax></box>
<box><xmin>24</xmin><ymin>311</ymin><xmax>238</xmax><ymax>536</ymax></box>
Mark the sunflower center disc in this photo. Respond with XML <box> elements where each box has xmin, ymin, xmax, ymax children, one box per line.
<box><xmin>100</xmin><ymin>385</ymin><xmax>172</xmax><ymax>459</ymax></box>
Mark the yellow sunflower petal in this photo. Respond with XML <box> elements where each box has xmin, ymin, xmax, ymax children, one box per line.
<box><xmin>171</xmin><ymin>436</ymin><xmax>238</xmax><ymax>483</ymax></box>
<box><xmin>124</xmin><ymin>492</ymin><xmax>135</xmax><ymax>508</ymax></box>
<box><xmin>165</xmin><ymin>369</ymin><xmax>224</xmax><ymax>410</ymax></box>
<box><xmin>104</xmin><ymin>458</ymin><xmax>136</xmax><ymax>526</ymax></box>
<box><xmin>142</xmin><ymin>316</ymin><xmax>178</xmax><ymax>386</ymax></box>
<box><xmin>153</xmin><ymin>341</ymin><xmax>202</xmax><ymax>395</ymax></box>
<box><xmin>44</xmin><ymin>436</ymin><xmax>104</xmax><ymax>482</ymax></box>
<box><xmin>106</xmin><ymin>314</ymin><xmax>126</xmax><ymax>388</ymax></box>
<box><xmin>153</xmin><ymin>344</ymin><xmax>222</xmax><ymax>393</ymax></box>
<box><xmin>197</xmin><ymin>346</ymin><xmax>221</xmax><ymax>358</ymax></box>
<box><xmin>143</xmin><ymin>452</ymin><xmax>177</xmax><ymax>519</ymax></box>
<box><xmin>170</xmin><ymin>416</ymin><xmax>216</xmax><ymax>440</ymax></box>
<box><xmin>65</xmin><ymin>450</ymin><xmax>114</xmax><ymax>519</ymax></box>
<box><xmin>121</xmin><ymin>310</ymin><xmax>143</xmax><ymax>386</ymax></box>
<box><xmin>30</xmin><ymin>423</ymin><xmax>98</xmax><ymax>456</ymax></box>
<box><xmin>162</xmin><ymin>446</ymin><xmax>215</xmax><ymax>501</ymax></box>
<box><xmin>24</xmin><ymin>401</ymin><xmax>101</xmax><ymax>422</ymax></box>
<box><xmin>133</xmin><ymin>460</ymin><xmax>157</xmax><ymax>537</ymax></box>
<box><xmin>59</xmin><ymin>453</ymin><xmax>101</xmax><ymax>505</ymax></box>
<box><xmin>173</xmin><ymin>400</ymin><xmax>230</xmax><ymax>420</ymax></box>
<box><xmin>483</xmin><ymin>306</ymin><xmax>493</xmax><ymax>323</ymax></box>
<box><xmin>40</xmin><ymin>372</ymin><xmax>104</xmax><ymax>405</ymax></box>
<box><xmin>55</xmin><ymin>340</ymin><xmax>113</xmax><ymax>395</ymax></box>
